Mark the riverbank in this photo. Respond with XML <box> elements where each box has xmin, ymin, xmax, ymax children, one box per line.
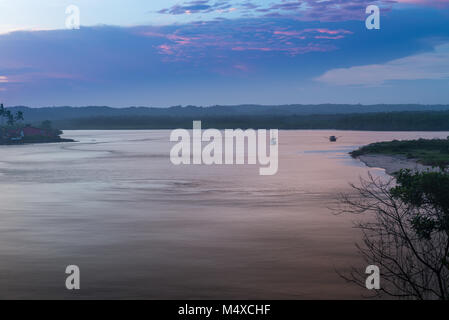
<box><xmin>357</xmin><ymin>154</ymin><xmax>438</xmax><ymax>175</ymax></box>
<box><xmin>351</xmin><ymin>138</ymin><xmax>449</xmax><ymax>174</ymax></box>
<box><xmin>0</xmin><ymin>137</ymin><xmax>75</xmax><ymax>145</ymax></box>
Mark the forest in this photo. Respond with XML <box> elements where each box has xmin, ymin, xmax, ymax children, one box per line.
<box><xmin>50</xmin><ymin>110</ymin><xmax>449</xmax><ymax>131</ymax></box>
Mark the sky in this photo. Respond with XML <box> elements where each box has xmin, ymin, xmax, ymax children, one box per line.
<box><xmin>0</xmin><ymin>0</ymin><xmax>449</xmax><ymax>107</ymax></box>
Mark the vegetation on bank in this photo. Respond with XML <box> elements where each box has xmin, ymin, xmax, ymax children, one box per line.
<box><xmin>8</xmin><ymin>104</ymin><xmax>449</xmax><ymax>124</ymax></box>
<box><xmin>0</xmin><ymin>103</ymin><xmax>73</xmax><ymax>144</ymax></box>
<box><xmin>351</xmin><ymin>138</ymin><xmax>449</xmax><ymax>169</ymax></box>
<box><xmin>46</xmin><ymin>110</ymin><xmax>449</xmax><ymax>131</ymax></box>
<box><xmin>339</xmin><ymin>169</ymin><xmax>449</xmax><ymax>300</ymax></box>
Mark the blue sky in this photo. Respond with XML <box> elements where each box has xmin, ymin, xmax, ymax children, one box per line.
<box><xmin>0</xmin><ymin>0</ymin><xmax>449</xmax><ymax>107</ymax></box>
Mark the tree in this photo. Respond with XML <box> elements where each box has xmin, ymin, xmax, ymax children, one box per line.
<box><xmin>15</xmin><ymin>111</ymin><xmax>24</xmax><ymax>123</ymax></box>
<box><xmin>0</xmin><ymin>103</ymin><xmax>4</xmax><ymax>126</ymax></box>
<box><xmin>0</xmin><ymin>105</ymin><xmax>23</xmax><ymax>127</ymax></box>
<box><xmin>338</xmin><ymin>170</ymin><xmax>449</xmax><ymax>300</ymax></box>
<box><xmin>5</xmin><ymin>110</ymin><xmax>14</xmax><ymax>126</ymax></box>
<box><xmin>41</xmin><ymin>120</ymin><xmax>53</xmax><ymax>130</ymax></box>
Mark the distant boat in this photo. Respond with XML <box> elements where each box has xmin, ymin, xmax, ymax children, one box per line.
<box><xmin>329</xmin><ymin>136</ymin><xmax>339</xmax><ymax>142</ymax></box>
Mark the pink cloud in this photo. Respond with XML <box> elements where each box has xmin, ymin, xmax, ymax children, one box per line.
<box><xmin>274</xmin><ymin>30</ymin><xmax>301</xmax><ymax>36</ymax></box>
<box><xmin>312</xmin><ymin>28</ymin><xmax>353</xmax><ymax>35</ymax></box>
<box><xmin>273</xmin><ymin>30</ymin><xmax>307</xmax><ymax>40</ymax></box>
<box><xmin>1</xmin><ymin>72</ymin><xmax>81</xmax><ymax>84</ymax></box>
<box><xmin>138</xmin><ymin>23</ymin><xmax>349</xmax><ymax>63</ymax></box>
<box><xmin>274</xmin><ymin>28</ymin><xmax>353</xmax><ymax>36</ymax></box>
<box><xmin>157</xmin><ymin>44</ymin><xmax>175</xmax><ymax>55</ymax></box>
<box><xmin>232</xmin><ymin>43</ymin><xmax>336</xmax><ymax>55</ymax></box>
<box><xmin>273</xmin><ymin>28</ymin><xmax>352</xmax><ymax>41</ymax></box>
<box><xmin>233</xmin><ymin>64</ymin><xmax>249</xmax><ymax>72</ymax></box>
<box><xmin>166</xmin><ymin>34</ymin><xmax>195</xmax><ymax>45</ymax></box>
<box><xmin>314</xmin><ymin>35</ymin><xmax>345</xmax><ymax>40</ymax></box>
<box><xmin>141</xmin><ymin>31</ymin><xmax>196</xmax><ymax>44</ymax></box>
<box><xmin>232</xmin><ymin>46</ymin><xmax>273</xmax><ymax>52</ymax></box>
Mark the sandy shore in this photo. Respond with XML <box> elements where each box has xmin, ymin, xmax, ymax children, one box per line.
<box><xmin>357</xmin><ymin>154</ymin><xmax>438</xmax><ymax>175</ymax></box>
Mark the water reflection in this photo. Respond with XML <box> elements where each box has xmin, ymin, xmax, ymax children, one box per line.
<box><xmin>0</xmin><ymin>130</ymin><xmax>447</xmax><ymax>299</ymax></box>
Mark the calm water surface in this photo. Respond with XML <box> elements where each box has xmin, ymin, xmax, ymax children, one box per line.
<box><xmin>0</xmin><ymin>130</ymin><xmax>448</xmax><ymax>299</ymax></box>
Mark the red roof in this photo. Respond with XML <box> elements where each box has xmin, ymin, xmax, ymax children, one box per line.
<box><xmin>4</xmin><ymin>127</ymin><xmax>56</xmax><ymax>138</ymax></box>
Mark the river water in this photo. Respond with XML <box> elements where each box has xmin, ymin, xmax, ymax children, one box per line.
<box><xmin>0</xmin><ymin>130</ymin><xmax>447</xmax><ymax>299</ymax></box>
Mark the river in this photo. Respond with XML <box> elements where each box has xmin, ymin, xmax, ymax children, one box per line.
<box><xmin>0</xmin><ymin>130</ymin><xmax>447</xmax><ymax>299</ymax></box>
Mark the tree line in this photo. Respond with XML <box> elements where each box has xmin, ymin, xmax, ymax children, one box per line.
<box><xmin>49</xmin><ymin>110</ymin><xmax>449</xmax><ymax>131</ymax></box>
<box><xmin>0</xmin><ymin>103</ymin><xmax>24</xmax><ymax>126</ymax></box>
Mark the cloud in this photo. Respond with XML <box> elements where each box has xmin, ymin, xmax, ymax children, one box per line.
<box><xmin>157</xmin><ymin>0</ymin><xmax>233</xmax><ymax>15</ymax></box>
<box><xmin>316</xmin><ymin>43</ymin><xmax>449</xmax><ymax>85</ymax></box>
<box><xmin>0</xmin><ymin>5</ymin><xmax>447</xmax><ymax>106</ymax></box>
<box><xmin>156</xmin><ymin>0</ymin><xmax>449</xmax><ymax>23</ymax></box>
<box><xmin>0</xmin><ymin>75</ymin><xmax>9</xmax><ymax>92</ymax></box>
<box><xmin>0</xmin><ymin>19</ymin><xmax>347</xmax><ymax>100</ymax></box>
<box><xmin>139</xmin><ymin>19</ymin><xmax>347</xmax><ymax>60</ymax></box>
<box><xmin>156</xmin><ymin>0</ymin><xmax>398</xmax><ymax>22</ymax></box>
<box><xmin>273</xmin><ymin>28</ymin><xmax>353</xmax><ymax>37</ymax></box>
<box><xmin>290</xmin><ymin>0</ymin><xmax>393</xmax><ymax>22</ymax></box>
<box><xmin>0</xmin><ymin>15</ymin><xmax>358</xmax><ymax>106</ymax></box>
<box><xmin>233</xmin><ymin>64</ymin><xmax>249</xmax><ymax>72</ymax></box>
